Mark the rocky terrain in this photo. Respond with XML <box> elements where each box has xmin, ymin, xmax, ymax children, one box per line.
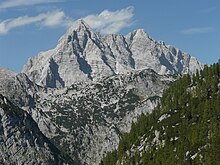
<box><xmin>0</xmin><ymin>67</ymin><xmax>175</xmax><ymax>164</ymax></box>
<box><xmin>34</xmin><ymin>69</ymin><xmax>176</xmax><ymax>164</ymax></box>
<box><xmin>0</xmin><ymin>19</ymin><xmax>203</xmax><ymax>164</ymax></box>
<box><xmin>101</xmin><ymin>62</ymin><xmax>220</xmax><ymax>165</ymax></box>
<box><xmin>0</xmin><ymin>94</ymin><xmax>74</xmax><ymax>164</ymax></box>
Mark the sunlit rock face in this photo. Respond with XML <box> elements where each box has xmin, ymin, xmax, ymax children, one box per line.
<box><xmin>22</xmin><ymin>20</ymin><xmax>203</xmax><ymax>88</ymax></box>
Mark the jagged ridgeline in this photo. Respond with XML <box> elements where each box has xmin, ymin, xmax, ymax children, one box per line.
<box><xmin>22</xmin><ymin>19</ymin><xmax>203</xmax><ymax>88</ymax></box>
<box><xmin>0</xmin><ymin>19</ymin><xmax>204</xmax><ymax>165</ymax></box>
<box><xmin>100</xmin><ymin>61</ymin><xmax>220</xmax><ymax>165</ymax></box>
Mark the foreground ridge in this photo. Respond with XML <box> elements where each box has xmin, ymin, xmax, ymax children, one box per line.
<box><xmin>0</xmin><ymin>68</ymin><xmax>175</xmax><ymax>164</ymax></box>
<box><xmin>101</xmin><ymin>61</ymin><xmax>220</xmax><ymax>165</ymax></box>
<box><xmin>0</xmin><ymin>94</ymin><xmax>74</xmax><ymax>164</ymax></box>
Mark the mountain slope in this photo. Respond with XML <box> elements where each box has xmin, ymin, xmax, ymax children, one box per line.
<box><xmin>0</xmin><ymin>70</ymin><xmax>61</xmax><ymax>138</ymax></box>
<box><xmin>0</xmin><ymin>66</ymin><xmax>175</xmax><ymax>164</ymax></box>
<box><xmin>32</xmin><ymin>69</ymin><xmax>175</xmax><ymax>165</ymax></box>
<box><xmin>22</xmin><ymin>19</ymin><xmax>203</xmax><ymax>88</ymax></box>
<box><xmin>101</xmin><ymin>61</ymin><xmax>220</xmax><ymax>165</ymax></box>
<box><xmin>0</xmin><ymin>19</ymin><xmax>204</xmax><ymax>164</ymax></box>
<box><xmin>0</xmin><ymin>94</ymin><xmax>74</xmax><ymax>164</ymax></box>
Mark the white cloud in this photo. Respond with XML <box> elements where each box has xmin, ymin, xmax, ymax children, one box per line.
<box><xmin>83</xmin><ymin>6</ymin><xmax>134</xmax><ymax>34</ymax></box>
<box><xmin>0</xmin><ymin>10</ymin><xmax>71</xmax><ymax>35</ymax></box>
<box><xmin>0</xmin><ymin>7</ymin><xmax>134</xmax><ymax>35</ymax></box>
<box><xmin>0</xmin><ymin>0</ymin><xmax>62</xmax><ymax>9</ymax></box>
<box><xmin>41</xmin><ymin>11</ymin><xmax>71</xmax><ymax>27</ymax></box>
<box><xmin>182</xmin><ymin>27</ymin><xmax>214</xmax><ymax>35</ymax></box>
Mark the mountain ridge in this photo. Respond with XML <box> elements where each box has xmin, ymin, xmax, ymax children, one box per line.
<box><xmin>0</xmin><ymin>19</ymin><xmax>205</xmax><ymax>165</ymax></box>
<box><xmin>22</xmin><ymin>19</ymin><xmax>203</xmax><ymax>88</ymax></box>
<box><xmin>0</xmin><ymin>94</ymin><xmax>74</xmax><ymax>164</ymax></box>
<box><xmin>100</xmin><ymin>62</ymin><xmax>220</xmax><ymax>165</ymax></box>
<box><xmin>0</xmin><ymin>67</ymin><xmax>175</xmax><ymax>164</ymax></box>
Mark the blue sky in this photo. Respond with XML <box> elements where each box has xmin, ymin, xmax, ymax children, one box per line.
<box><xmin>0</xmin><ymin>0</ymin><xmax>219</xmax><ymax>73</ymax></box>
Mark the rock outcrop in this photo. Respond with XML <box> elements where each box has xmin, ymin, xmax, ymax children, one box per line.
<box><xmin>0</xmin><ymin>94</ymin><xmax>74</xmax><ymax>164</ymax></box>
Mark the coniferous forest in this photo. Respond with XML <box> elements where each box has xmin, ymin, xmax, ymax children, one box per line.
<box><xmin>100</xmin><ymin>61</ymin><xmax>220</xmax><ymax>165</ymax></box>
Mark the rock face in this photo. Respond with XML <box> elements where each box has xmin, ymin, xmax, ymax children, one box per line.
<box><xmin>0</xmin><ymin>72</ymin><xmax>40</xmax><ymax>108</ymax></box>
<box><xmin>22</xmin><ymin>20</ymin><xmax>203</xmax><ymax>88</ymax></box>
<box><xmin>0</xmin><ymin>67</ymin><xmax>174</xmax><ymax>165</ymax></box>
<box><xmin>0</xmin><ymin>67</ymin><xmax>16</xmax><ymax>79</ymax></box>
<box><xmin>0</xmin><ymin>19</ymin><xmax>204</xmax><ymax>165</ymax></box>
<box><xmin>0</xmin><ymin>94</ymin><xmax>74</xmax><ymax>164</ymax></box>
<box><xmin>33</xmin><ymin>69</ymin><xmax>174</xmax><ymax>165</ymax></box>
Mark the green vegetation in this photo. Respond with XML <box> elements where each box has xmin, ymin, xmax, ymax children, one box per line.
<box><xmin>100</xmin><ymin>61</ymin><xmax>220</xmax><ymax>165</ymax></box>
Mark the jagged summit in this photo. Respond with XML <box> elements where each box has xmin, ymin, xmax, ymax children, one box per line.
<box><xmin>63</xmin><ymin>19</ymin><xmax>93</xmax><ymax>39</ymax></box>
<box><xmin>133</xmin><ymin>28</ymin><xmax>150</xmax><ymax>37</ymax></box>
<box><xmin>57</xmin><ymin>19</ymin><xmax>95</xmax><ymax>48</ymax></box>
<box><xmin>22</xmin><ymin>19</ymin><xmax>203</xmax><ymax>88</ymax></box>
<box><xmin>73</xmin><ymin>19</ymin><xmax>92</xmax><ymax>31</ymax></box>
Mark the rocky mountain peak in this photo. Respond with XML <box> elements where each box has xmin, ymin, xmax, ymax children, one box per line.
<box><xmin>127</xmin><ymin>29</ymin><xmax>152</xmax><ymax>41</ymax></box>
<box><xmin>22</xmin><ymin>19</ymin><xmax>203</xmax><ymax>88</ymax></box>
<box><xmin>66</xmin><ymin>19</ymin><xmax>93</xmax><ymax>39</ymax></box>
<box><xmin>134</xmin><ymin>29</ymin><xmax>149</xmax><ymax>37</ymax></box>
<box><xmin>74</xmin><ymin>19</ymin><xmax>92</xmax><ymax>31</ymax></box>
<box><xmin>56</xmin><ymin>19</ymin><xmax>95</xmax><ymax>51</ymax></box>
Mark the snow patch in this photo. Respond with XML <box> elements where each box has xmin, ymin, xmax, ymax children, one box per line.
<box><xmin>3</xmin><ymin>97</ymin><xmax>7</xmax><ymax>104</ymax></box>
<box><xmin>158</xmin><ymin>113</ymin><xmax>171</xmax><ymax>122</ymax></box>
<box><xmin>191</xmin><ymin>153</ymin><xmax>198</xmax><ymax>160</ymax></box>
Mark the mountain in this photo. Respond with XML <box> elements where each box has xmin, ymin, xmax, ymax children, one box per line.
<box><xmin>0</xmin><ymin>67</ymin><xmax>175</xmax><ymax>164</ymax></box>
<box><xmin>0</xmin><ymin>19</ymin><xmax>204</xmax><ymax>165</ymax></box>
<box><xmin>32</xmin><ymin>69</ymin><xmax>175</xmax><ymax>164</ymax></box>
<box><xmin>22</xmin><ymin>19</ymin><xmax>203</xmax><ymax>88</ymax></box>
<box><xmin>0</xmin><ymin>70</ymin><xmax>62</xmax><ymax>138</ymax></box>
<box><xmin>0</xmin><ymin>94</ymin><xmax>74</xmax><ymax>164</ymax></box>
<box><xmin>101</xmin><ymin>62</ymin><xmax>220</xmax><ymax>165</ymax></box>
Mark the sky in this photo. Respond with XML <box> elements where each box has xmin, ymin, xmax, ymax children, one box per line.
<box><xmin>0</xmin><ymin>0</ymin><xmax>219</xmax><ymax>73</ymax></box>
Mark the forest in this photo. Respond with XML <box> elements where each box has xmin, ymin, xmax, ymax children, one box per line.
<box><xmin>100</xmin><ymin>60</ymin><xmax>220</xmax><ymax>165</ymax></box>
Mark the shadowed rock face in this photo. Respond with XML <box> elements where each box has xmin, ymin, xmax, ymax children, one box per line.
<box><xmin>0</xmin><ymin>95</ymin><xmax>74</xmax><ymax>165</ymax></box>
<box><xmin>22</xmin><ymin>20</ymin><xmax>203</xmax><ymax>88</ymax></box>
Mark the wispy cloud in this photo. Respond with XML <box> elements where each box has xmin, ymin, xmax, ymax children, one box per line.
<box><xmin>0</xmin><ymin>7</ymin><xmax>134</xmax><ymax>35</ymax></box>
<box><xmin>83</xmin><ymin>6</ymin><xmax>134</xmax><ymax>34</ymax></box>
<box><xmin>0</xmin><ymin>10</ymin><xmax>71</xmax><ymax>35</ymax></box>
<box><xmin>0</xmin><ymin>0</ymin><xmax>63</xmax><ymax>9</ymax></box>
<box><xmin>182</xmin><ymin>27</ymin><xmax>214</xmax><ymax>35</ymax></box>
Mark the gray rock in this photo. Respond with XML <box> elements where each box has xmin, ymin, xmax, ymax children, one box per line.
<box><xmin>0</xmin><ymin>67</ymin><xmax>174</xmax><ymax>164</ymax></box>
<box><xmin>0</xmin><ymin>94</ymin><xmax>74</xmax><ymax>165</ymax></box>
<box><xmin>0</xmin><ymin>19</ymin><xmax>204</xmax><ymax>165</ymax></box>
<box><xmin>31</xmin><ymin>69</ymin><xmax>174</xmax><ymax>164</ymax></box>
<box><xmin>22</xmin><ymin>20</ymin><xmax>203</xmax><ymax>88</ymax></box>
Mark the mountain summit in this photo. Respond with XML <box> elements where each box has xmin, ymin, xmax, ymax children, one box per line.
<box><xmin>0</xmin><ymin>19</ymin><xmax>207</xmax><ymax>165</ymax></box>
<box><xmin>22</xmin><ymin>19</ymin><xmax>203</xmax><ymax>88</ymax></box>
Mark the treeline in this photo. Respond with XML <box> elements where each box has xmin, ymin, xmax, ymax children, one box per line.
<box><xmin>100</xmin><ymin>60</ymin><xmax>220</xmax><ymax>165</ymax></box>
